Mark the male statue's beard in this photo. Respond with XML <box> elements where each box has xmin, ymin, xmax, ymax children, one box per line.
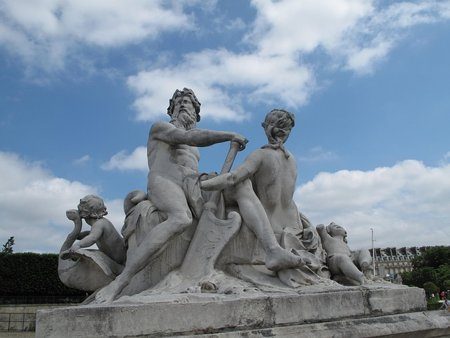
<box><xmin>173</xmin><ymin>112</ymin><xmax>196</xmax><ymax>130</ymax></box>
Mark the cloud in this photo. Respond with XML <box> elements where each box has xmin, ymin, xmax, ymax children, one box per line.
<box><xmin>340</xmin><ymin>1</ymin><xmax>450</xmax><ymax>73</ymax></box>
<box><xmin>0</xmin><ymin>0</ymin><xmax>193</xmax><ymax>72</ymax></box>
<box><xmin>295</xmin><ymin>160</ymin><xmax>450</xmax><ymax>250</ymax></box>
<box><xmin>345</xmin><ymin>39</ymin><xmax>393</xmax><ymax>75</ymax></box>
<box><xmin>2</xmin><ymin>0</ymin><xmax>450</xmax><ymax>120</ymax></box>
<box><xmin>298</xmin><ymin>146</ymin><xmax>338</xmax><ymax>163</ymax></box>
<box><xmin>127</xmin><ymin>0</ymin><xmax>450</xmax><ymax>122</ymax></box>
<box><xmin>443</xmin><ymin>151</ymin><xmax>450</xmax><ymax>161</ymax></box>
<box><xmin>226</xmin><ymin>18</ymin><xmax>247</xmax><ymax>31</ymax></box>
<box><xmin>102</xmin><ymin>146</ymin><xmax>147</xmax><ymax>171</ymax></box>
<box><xmin>249</xmin><ymin>0</ymin><xmax>450</xmax><ymax>74</ymax></box>
<box><xmin>248</xmin><ymin>0</ymin><xmax>373</xmax><ymax>56</ymax></box>
<box><xmin>127</xmin><ymin>50</ymin><xmax>314</xmax><ymax>122</ymax></box>
<box><xmin>377</xmin><ymin>1</ymin><xmax>450</xmax><ymax>28</ymax></box>
<box><xmin>0</xmin><ymin>151</ymin><xmax>124</xmax><ymax>253</ymax></box>
<box><xmin>73</xmin><ymin>154</ymin><xmax>90</xmax><ymax>165</ymax></box>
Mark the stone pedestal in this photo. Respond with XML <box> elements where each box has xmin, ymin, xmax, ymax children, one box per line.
<box><xmin>36</xmin><ymin>284</ymin><xmax>450</xmax><ymax>337</ymax></box>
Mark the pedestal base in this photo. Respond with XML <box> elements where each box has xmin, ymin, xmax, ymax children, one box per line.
<box><xmin>36</xmin><ymin>284</ymin><xmax>449</xmax><ymax>337</ymax></box>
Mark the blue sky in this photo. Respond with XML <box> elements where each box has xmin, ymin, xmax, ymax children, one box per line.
<box><xmin>1</xmin><ymin>0</ymin><xmax>449</xmax><ymax>253</ymax></box>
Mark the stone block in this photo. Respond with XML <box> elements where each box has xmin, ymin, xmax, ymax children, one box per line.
<box><xmin>271</xmin><ymin>289</ymin><xmax>366</xmax><ymax>325</ymax></box>
<box><xmin>367</xmin><ymin>284</ymin><xmax>425</xmax><ymax>314</ymax></box>
<box><xmin>181</xmin><ymin>311</ymin><xmax>450</xmax><ymax>338</ymax></box>
<box><xmin>36</xmin><ymin>284</ymin><xmax>433</xmax><ymax>338</ymax></box>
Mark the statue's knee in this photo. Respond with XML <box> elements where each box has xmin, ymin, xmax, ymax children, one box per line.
<box><xmin>336</xmin><ymin>256</ymin><xmax>350</xmax><ymax>272</ymax></box>
<box><xmin>235</xmin><ymin>179</ymin><xmax>252</xmax><ymax>192</ymax></box>
<box><xmin>174</xmin><ymin>211</ymin><xmax>193</xmax><ymax>233</ymax></box>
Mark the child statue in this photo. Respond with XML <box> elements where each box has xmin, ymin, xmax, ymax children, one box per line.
<box><xmin>58</xmin><ymin>195</ymin><xmax>126</xmax><ymax>292</ymax></box>
<box><xmin>316</xmin><ymin>222</ymin><xmax>366</xmax><ymax>285</ymax></box>
<box><xmin>64</xmin><ymin>195</ymin><xmax>126</xmax><ymax>265</ymax></box>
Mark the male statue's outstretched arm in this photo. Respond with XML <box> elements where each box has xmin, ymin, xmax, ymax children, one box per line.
<box><xmin>151</xmin><ymin>122</ymin><xmax>247</xmax><ymax>149</ymax></box>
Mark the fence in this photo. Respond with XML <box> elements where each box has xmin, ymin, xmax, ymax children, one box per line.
<box><xmin>0</xmin><ymin>296</ymin><xmax>86</xmax><ymax>333</ymax></box>
<box><xmin>0</xmin><ymin>295</ymin><xmax>87</xmax><ymax>305</ymax></box>
<box><xmin>0</xmin><ymin>312</ymin><xmax>35</xmax><ymax>332</ymax></box>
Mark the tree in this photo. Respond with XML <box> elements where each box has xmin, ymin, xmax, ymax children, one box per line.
<box><xmin>423</xmin><ymin>281</ymin><xmax>439</xmax><ymax>297</ymax></box>
<box><xmin>443</xmin><ymin>280</ymin><xmax>450</xmax><ymax>291</ymax></box>
<box><xmin>1</xmin><ymin>236</ymin><xmax>14</xmax><ymax>254</ymax></box>
<box><xmin>414</xmin><ymin>246</ymin><xmax>450</xmax><ymax>269</ymax></box>
<box><xmin>402</xmin><ymin>246</ymin><xmax>450</xmax><ymax>292</ymax></box>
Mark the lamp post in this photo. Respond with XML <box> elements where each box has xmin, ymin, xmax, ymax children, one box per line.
<box><xmin>370</xmin><ymin>228</ymin><xmax>376</xmax><ymax>276</ymax></box>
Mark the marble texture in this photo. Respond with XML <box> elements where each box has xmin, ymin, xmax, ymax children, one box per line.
<box><xmin>36</xmin><ymin>284</ymin><xmax>437</xmax><ymax>337</ymax></box>
<box><xmin>43</xmin><ymin>89</ymin><xmax>450</xmax><ymax>337</ymax></box>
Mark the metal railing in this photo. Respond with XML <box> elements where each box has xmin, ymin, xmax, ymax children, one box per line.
<box><xmin>0</xmin><ymin>295</ymin><xmax>87</xmax><ymax>305</ymax></box>
<box><xmin>0</xmin><ymin>312</ymin><xmax>35</xmax><ymax>332</ymax></box>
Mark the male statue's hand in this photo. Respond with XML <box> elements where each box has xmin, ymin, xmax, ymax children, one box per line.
<box><xmin>316</xmin><ymin>224</ymin><xmax>325</xmax><ymax>231</ymax></box>
<box><xmin>66</xmin><ymin>209</ymin><xmax>80</xmax><ymax>221</ymax></box>
<box><xmin>232</xmin><ymin>133</ymin><xmax>248</xmax><ymax>151</ymax></box>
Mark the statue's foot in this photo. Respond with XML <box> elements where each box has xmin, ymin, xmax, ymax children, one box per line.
<box><xmin>95</xmin><ymin>280</ymin><xmax>123</xmax><ymax>303</ymax></box>
<box><xmin>265</xmin><ymin>248</ymin><xmax>307</xmax><ymax>272</ymax></box>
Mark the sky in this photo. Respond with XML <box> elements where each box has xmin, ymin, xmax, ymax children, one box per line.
<box><xmin>0</xmin><ymin>0</ymin><xmax>449</xmax><ymax>253</ymax></box>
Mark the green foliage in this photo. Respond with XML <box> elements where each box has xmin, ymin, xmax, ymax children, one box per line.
<box><xmin>435</xmin><ymin>265</ymin><xmax>450</xmax><ymax>289</ymax></box>
<box><xmin>401</xmin><ymin>271</ymin><xmax>413</xmax><ymax>285</ymax></box>
<box><xmin>401</xmin><ymin>246</ymin><xmax>450</xmax><ymax>293</ymax></box>
<box><xmin>423</xmin><ymin>281</ymin><xmax>439</xmax><ymax>295</ymax></box>
<box><xmin>1</xmin><ymin>236</ymin><xmax>15</xmax><ymax>254</ymax></box>
<box><xmin>443</xmin><ymin>280</ymin><xmax>450</xmax><ymax>291</ymax></box>
<box><xmin>402</xmin><ymin>267</ymin><xmax>436</xmax><ymax>288</ymax></box>
<box><xmin>414</xmin><ymin>246</ymin><xmax>450</xmax><ymax>269</ymax></box>
<box><xmin>411</xmin><ymin>255</ymin><xmax>423</xmax><ymax>269</ymax></box>
<box><xmin>427</xmin><ymin>296</ymin><xmax>442</xmax><ymax>310</ymax></box>
<box><xmin>0</xmin><ymin>252</ymin><xmax>85</xmax><ymax>297</ymax></box>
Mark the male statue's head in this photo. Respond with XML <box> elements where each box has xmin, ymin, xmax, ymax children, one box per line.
<box><xmin>167</xmin><ymin>88</ymin><xmax>201</xmax><ymax>130</ymax></box>
<box><xmin>78</xmin><ymin>195</ymin><xmax>108</xmax><ymax>220</ymax></box>
<box><xmin>262</xmin><ymin>109</ymin><xmax>295</xmax><ymax>145</ymax></box>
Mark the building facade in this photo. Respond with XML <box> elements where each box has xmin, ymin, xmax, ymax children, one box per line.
<box><xmin>370</xmin><ymin>246</ymin><xmax>428</xmax><ymax>280</ymax></box>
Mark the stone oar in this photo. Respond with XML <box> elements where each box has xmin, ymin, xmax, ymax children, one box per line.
<box><xmin>179</xmin><ymin>141</ymin><xmax>242</xmax><ymax>279</ymax></box>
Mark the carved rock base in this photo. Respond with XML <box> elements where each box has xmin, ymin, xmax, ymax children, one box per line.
<box><xmin>36</xmin><ymin>284</ymin><xmax>449</xmax><ymax>337</ymax></box>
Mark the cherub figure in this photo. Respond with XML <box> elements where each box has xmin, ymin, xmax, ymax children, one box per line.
<box><xmin>316</xmin><ymin>222</ymin><xmax>365</xmax><ymax>285</ymax></box>
<box><xmin>64</xmin><ymin>195</ymin><xmax>126</xmax><ymax>266</ymax></box>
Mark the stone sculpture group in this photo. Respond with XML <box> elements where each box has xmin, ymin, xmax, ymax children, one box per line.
<box><xmin>59</xmin><ymin>88</ymin><xmax>374</xmax><ymax>303</ymax></box>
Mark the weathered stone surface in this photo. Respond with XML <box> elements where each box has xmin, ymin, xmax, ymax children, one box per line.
<box><xmin>46</xmin><ymin>90</ymin><xmax>444</xmax><ymax>338</ymax></box>
<box><xmin>181</xmin><ymin>311</ymin><xmax>450</xmax><ymax>338</ymax></box>
<box><xmin>36</xmin><ymin>284</ymin><xmax>433</xmax><ymax>337</ymax></box>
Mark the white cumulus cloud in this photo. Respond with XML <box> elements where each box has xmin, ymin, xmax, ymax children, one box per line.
<box><xmin>128</xmin><ymin>0</ymin><xmax>450</xmax><ymax>122</ymax></box>
<box><xmin>102</xmin><ymin>146</ymin><xmax>148</xmax><ymax>171</ymax></box>
<box><xmin>127</xmin><ymin>50</ymin><xmax>314</xmax><ymax>122</ymax></box>
<box><xmin>295</xmin><ymin>160</ymin><xmax>450</xmax><ymax>250</ymax></box>
<box><xmin>0</xmin><ymin>152</ymin><xmax>124</xmax><ymax>252</ymax></box>
<box><xmin>73</xmin><ymin>154</ymin><xmax>90</xmax><ymax>165</ymax></box>
<box><xmin>248</xmin><ymin>0</ymin><xmax>373</xmax><ymax>56</ymax></box>
<box><xmin>249</xmin><ymin>0</ymin><xmax>450</xmax><ymax>74</ymax></box>
<box><xmin>0</xmin><ymin>0</ymin><xmax>193</xmax><ymax>71</ymax></box>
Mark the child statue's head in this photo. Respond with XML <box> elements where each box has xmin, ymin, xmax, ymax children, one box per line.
<box><xmin>326</xmin><ymin>222</ymin><xmax>348</xmax><ymax>242</ymax></box>
<box><xmin>77</xmin><ymin>195</ymin><xmax>108</xmax><ymax>219</ymax></box>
